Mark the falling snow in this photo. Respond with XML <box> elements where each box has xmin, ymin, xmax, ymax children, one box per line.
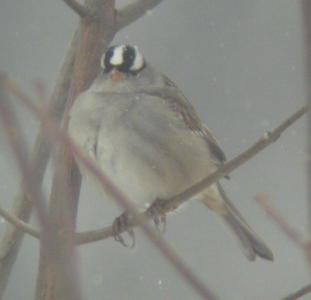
<box><xmin>158</xmin><ymin>279</ymin><xmax>163</xmax><ymax>289</ymax></box>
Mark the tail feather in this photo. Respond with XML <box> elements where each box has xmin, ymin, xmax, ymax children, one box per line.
<box><xmin>222</xmin><ymin>211</ymin><xmax>273</xmax><ymax>261</ymax></box>
<box><xmin>204</xmin><ymin>183</ymin><xmax>274</xmax><ymax>261</ymax></box>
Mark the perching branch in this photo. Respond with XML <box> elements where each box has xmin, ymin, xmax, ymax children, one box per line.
<box><xmin>164</xmin><ymin>105</ymin><xmax>309</xmax><ymax>211</ymax></box>
<box><xmin>75</xmin><ymin>105</ymin><xmax>309</xmax><ymax>244</ymax></box>
<box><xmin>116</xmin><ymin>0</ymin><xmax>164</xmax><ymax>30</ymax></box>
<box><xmin>63</xmin><ymin>0</ymin><xmax>92</xmax><ymax>18</ymax></box>
<box><xmin>5</xmin><ymin>77</ymin><xmax>218</xmax><ymax>300</ymax></box>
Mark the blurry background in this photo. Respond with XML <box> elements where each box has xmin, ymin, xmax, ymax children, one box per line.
<box><xmin>0</xmin><ymin>0</ymin><xmax>308</xmax><ymax>299</ymax></box>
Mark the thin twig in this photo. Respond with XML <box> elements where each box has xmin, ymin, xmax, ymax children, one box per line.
<box><xmin>6</xmin><ymin>78</ymin><xmax>218</xmax><ymax>300</ymax></box>
<box><xmin>255</xmin><ymin>195</ymin><xmax>311</xmax><ymax>300</ymax></box>
<box><xmin>0</xmin><ymin>205</ymin><xmax>39</xmax><ymax>239</ymax></box>
<box><xmin>116</xmin><ymin>0</ymin><xmax>163</xmax><ymax>30</ymax></box>
<box><xmin>281</xmin><ymin>3</ymin><xmax>311</xmax><ymax>300</ymax></box>
<box><xmin>282</xmin><ymin>283</ymin><xmax>311</xmax><ymax>300</ymax></box>
<box><xmin>0</xmin><ymin>75</ymin><xmax>49</xmax><ymax>233</ymax></box>
<box><xmin>75</xmin><ymin>105</ymin><xmax>309</xmax><ymax>244</ymax></box>
<box><xmin>255</xmin><ymin>194</ymin><xmax>305</xmax><ymax>246</ymax></box>
<box><xmin>63</xmin><ymin>0</ymin><xmax>92</xmax><ymax>18</ymax></box>
<box><xmin>301</xmin><ymin>0</ymin><xmax>311</xmax><ymax>256</ymax></box>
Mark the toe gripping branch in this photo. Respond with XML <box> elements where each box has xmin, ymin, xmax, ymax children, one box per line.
<box><xmin>112</xmin><ymin>198</ymin><xmax>167</xmax><ymax>247</ymax></box>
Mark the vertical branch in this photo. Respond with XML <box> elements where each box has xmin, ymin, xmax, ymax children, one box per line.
<box><xmin>35</xmin><ymin>1</ymin><xmax>116</xmax><ymax>300</ymax></box>
<box><xmin>302</xmin><ymin>1</ymin><xmax>311</xmax><ymax>251</ymax></box>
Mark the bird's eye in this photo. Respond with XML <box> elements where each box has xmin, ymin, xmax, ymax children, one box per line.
<box><xmin>100</xmin><ymin>45</ymin><xmax>145</xmax><ymax>74</ymax></box>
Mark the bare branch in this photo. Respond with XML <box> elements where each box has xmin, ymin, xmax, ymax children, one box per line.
<box><xmin>163</xmin><ymin>105</ymin><xmax>309</xmax><ymax>210</ymax></box>
<box><xmin>63</xmin><ymin>0</ymin><xmax>92</xmax><ymax>18</ymax></box>
<box><xmin>301</xmin><ymin>0</ymin><xmax>311</xmax><ymax>250</ymax></box>
<box><xmin>35</xmin><ymin>1</ymin><xmax>117</xmax><ymax>299</ymax></box>
<box><xmin>116</xmin><ymin>0</ymin><xmax>163</xmax><ymax>30</ymax></box>
<box><xmin>282</xmin><ymin>283</ymin><xmax>311</xmax><ymax>300</ymax></box>
<box><xmin>255</xmin><ymin>194</ymin><xmax>305</xmax><ymax>246</ymax></box>
<box><xmin>6</xmin><ymin>78</ymin><xmax>218</xmax><ymax>300</ymax></box>
<box><xmin>75</xmin><ymin>105</ymin><xmax>309</xmax><ymax>244</ymax></box>
<box><xmin>0</xmin><ymin>205</ymin><xmax>40</xmax><ymax>239</ymax></box>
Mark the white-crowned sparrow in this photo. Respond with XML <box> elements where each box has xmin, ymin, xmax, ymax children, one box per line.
<box><xmin>68</xmin><ymin>45</ymin><xmax>273</xmax><ymax>261</ymax></box>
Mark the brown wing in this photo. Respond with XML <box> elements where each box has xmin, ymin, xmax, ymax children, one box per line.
<box><xmin>161</xmin><ymin>76</ymin><xmax>227</xmax><ymax>164</ymax></box>
<box><xmin>166</xmin><ymin>96</ymin><xmax>227</xmax><ymax>164</ymax></box>
<box><xmin>201</xmin><ymin>125</ymin><xmax>227</xmax><ymax>163</ymax></box>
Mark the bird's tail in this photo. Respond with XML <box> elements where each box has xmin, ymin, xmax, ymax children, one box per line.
<box><xmin>204</xmin><ymin>184</ymin><xmax>274</xmax><ymax>261</ymax></box>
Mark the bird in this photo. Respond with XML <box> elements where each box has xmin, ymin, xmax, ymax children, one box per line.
<box><xmin>68</xmin><ymin>44</ymin><xmax>274</xmax><ymax>261</ymax></box>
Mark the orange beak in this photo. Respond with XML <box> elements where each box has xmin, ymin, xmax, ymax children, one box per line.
<box><xmin>110</xmin><ymin>69</ymin><xmax>123</xmax><ymax>82</ymax></box>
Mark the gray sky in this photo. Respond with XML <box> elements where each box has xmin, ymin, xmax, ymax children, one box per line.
<box><xmin>0</xmin><ymin>1</ymin><xmax>308</xmax><ymax>299</ymax></box>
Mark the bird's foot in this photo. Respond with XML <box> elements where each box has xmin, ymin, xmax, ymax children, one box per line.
<box><xmin>147</xmin><ymin>198</ymin><xmax>167</xmax><ymax>233</ymax></box>
<box><xmin>112</xmin><ymin>212</ymin><xmax>135</xmax><ymax>248</ymax></box>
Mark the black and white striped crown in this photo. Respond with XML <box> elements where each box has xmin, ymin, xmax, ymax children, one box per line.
<box><xmin>101</xmin><ymin>45</ymin><xmax>145</xmax><ymax>74</ymax></box>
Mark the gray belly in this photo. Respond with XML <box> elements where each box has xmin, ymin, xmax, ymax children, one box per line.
<box><xmin>93</xmin><ymin>99</ymin><xmax>216</xmax><ymax>208</ymax></box>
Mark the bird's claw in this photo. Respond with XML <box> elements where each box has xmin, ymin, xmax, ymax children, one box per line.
<box><xmin>112</xmin><ymin>212</ymin><xmax>135</xmax><ymax>248</ymax></box>
<box><xmin>147</xmin><ymin>198</ymin><xmax>167</xmax><ymax>233</ymax></box>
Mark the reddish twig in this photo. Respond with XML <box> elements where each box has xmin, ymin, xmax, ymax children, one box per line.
<box><xmin>255</xmin><ymin>194</ymin><xmax>305</xmax><ymax>246</ymax></box>
<box><xmin>256</xmin><ymin>194</ymin><xmax>311</xmax><ymax>300</ymax></box>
